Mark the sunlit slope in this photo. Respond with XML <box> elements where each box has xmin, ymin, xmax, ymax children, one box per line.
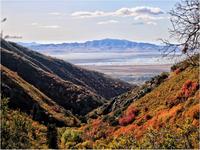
<box><xmin>68</xmin><ymin>58</ymin><xmax>199</xmax><ymax>149</ymax></box>
<box><xmin>114</xmin><ymin>64</ymin><xmax>199</xmax><ymax>137</ymax></box>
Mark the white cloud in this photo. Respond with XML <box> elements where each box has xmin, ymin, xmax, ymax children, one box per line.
<box><xmin>134</xmin><ymin>15</ymin><xmax>164</xmax><ymax>21</ymax></box>
<box><xmin>134</xmin><ymin>15</ymin><xmax>164</xmax><ymax>26</ymax></box>
<box><xmin>114</xmin><ymin>7</ymin><xmax>163</xmax><ymax>16</ymax></box>
<box><xmin>39</xmin><ymin>25</ymin><xmax>60</xmax><ymax>29</ymax></box>
<box><xmin>97</xmin><ymin>20</ymin><xmax>119</xmax><ymax>25</ymax></box>
<box><xmin>71</xmin><ymin>11</ymin><xmax>107</xmax><ymax>18</ymax></box>
<box><xmin>31</xmin><ymin>22</ymin><xmax>61</xmax><ymax>29</ymax></box>
<box><xmin>71</xmin><ymin>6</ymin><xmax>164</xmax><ymax>18</ymax></box>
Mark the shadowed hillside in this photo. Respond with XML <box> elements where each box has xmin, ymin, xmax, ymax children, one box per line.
<box><xmin>1</xmin><ymin>39</ymin><xmax>134</xmax><ymax>118</ymax></box>
<box><xmin>2</xmin><ymin>39</ymin><xmax>134</xmax><ymax>99</ymax></box>
<box><xmin>1</xmin><ymin>65</ymin><xmax>80</xmax><ymax>126</ymax></box>
<box><xmin>1</xmin><ymin>47</ymin><xmax>105</xmax><ymax>116</ymax></box>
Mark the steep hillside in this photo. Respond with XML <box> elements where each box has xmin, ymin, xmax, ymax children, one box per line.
<box><xmin>2</xmin><ymin>39</ymin><xmax>133</xmax><ymax>99</ymax></box>
<box><xmin>1</xmin><ymin>64</ymin><xmax>80</xmax><ymax>126</ymax></box>
<box><xmin>59</xmin><ymin>56</ymin><xmax>199</xmax><ymax>149</ymax></box>
<box><xmin>113</xmin><ymin>64</ymin><xmax>199</xmax><ymax>138</ymax></box>
<box><xmin>1</xmin><ymin>39</ymin><xmax>134</xmax><ymax>117</ymax></box>
<box><xmin>87</xmin><ymin>72</ymin><xmax>169</xmax><ymax>120</ymax></box>
<box><xmin>1</xmin><ymin>47</ymin><xmax>105</xmax><ymax>116</ymax></box>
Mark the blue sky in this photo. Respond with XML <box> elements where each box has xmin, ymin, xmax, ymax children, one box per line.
<box><xmin>1</xmin><ymin>0</ymin><xmax>180</xmax><ymax>43</ymax></box>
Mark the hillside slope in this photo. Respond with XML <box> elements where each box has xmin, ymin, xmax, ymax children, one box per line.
<box><xmin>113</xmin><ymin>65</ymin><xmax>199</xmax><ymax>137</ymax></box>
<box><xmin>1</xmin><ymin>64</ymin><xmax>80</xmax><ymax>126</ymax></box>
<box><xmin>1</xmin><ymin>47</ymin><xmax>105</xmax><ymax>116</ymax></box>
<box><xmin>2</xmin><ymin>39</ymin><xmax>133</xmax><ymax>99</ymax></box>
<box><xmin>1</xmin><ymin>39</ymin><xmax>134</xmax><ymax>118</ymax></box>
<box><xmin>59</xmin><ymin>56</ymin><xmax>199</xmax><ymax>149</ymax></box>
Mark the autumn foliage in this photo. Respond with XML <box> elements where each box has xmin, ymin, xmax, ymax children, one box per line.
<box><xmin>181</xmin><ymin>80</ymin><xmax>198</xmax><ymax>97</ymax></box>
<box><xmin>82</xmin><ymin>119</ymin><xmax>115</xmax><ymax>141</ymax></box>
<box><xmin>174</xmin><ymin>68</ymin><xmax>181</xmax><ymax>74</ymax></box>
<box><xmin>119</xmin><ymin>108</ymin><xmax>139</xmax><ymax>126</ymax></box>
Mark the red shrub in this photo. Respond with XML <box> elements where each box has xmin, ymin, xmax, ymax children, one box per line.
<box><xmin>119</xmin><ymin>113</ymin><xmax>136</xmax><ymax>126</ymax></box>
<box><xmin>181</xmin><ymin>80</ymin><xmax>199</xmax><ymax>97</ymax></box>
<box><xmin>174</xmin><ymin>68</ymin><xmax>181</xmax><ymax>74</ymax></box>
<box><xmin>191</xmin><ymin>82</ymin><xmax>198</xmax><ymax>91</ymax></box>
<box><xmin>119</xmin><ymin>108</ymin><xmax>139</xmax><ymax>126</ymax></box>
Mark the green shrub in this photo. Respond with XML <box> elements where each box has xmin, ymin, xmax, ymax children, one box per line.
<box><xmin>139</xmin><ymin>120</ymin><xmax>199</xmax><ymax>149</ymax></box>
<box><xmin>139</xmin><ymin>127</ymin><xmax>179</xmax><ymax>149</ymax></box>
<box><xmin>108</xmin><ymin>135</ymin><xmax>138</xmax><ymax>149</ymax></box>
<box><xmin>1</xmin><ymin>98</ymin><xmax>31</xmax><ymax>149</ymax></box>
<box><xmin>60</xmin><ymin>128</ymin><xmax>83</xmax><ymax>148</ymax></box>
<box><xmin>75</xmin><ymin>140</ymin><xmax>93</xmax><ymax>149</ymax></box>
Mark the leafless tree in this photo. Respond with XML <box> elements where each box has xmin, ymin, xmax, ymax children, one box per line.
<box><xmin>161</xmin><ymin>0</ymin><xmax>200</xmax><ymax>65</ymax></box>
<box><xmin>1</xmin><ymin>18</ymin><xmax>22</xmax><ymax>40</ymax></box>
<box><xmin>1</xmin><ymin>18</ymin><xmax>7</xmax><ymax>38</ymax></box>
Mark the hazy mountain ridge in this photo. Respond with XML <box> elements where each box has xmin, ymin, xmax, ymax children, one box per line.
<box><xmin>19</xmin><ymin>39</ymin><xmax>162</xmax><ymax>52</ymax></box>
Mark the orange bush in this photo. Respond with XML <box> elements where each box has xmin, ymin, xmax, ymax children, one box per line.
<box><xmin>114</xmin><ymin>124</ymin><xmax>138</xmax><ymax>137</ymax></box>
<box><xmin>82</xmin><ymin>119</ymin><xmax>115</xmax><ymax>141</ymax></box>
<box><xmin>185</xmin><ymin>104</ymin><xmax>200</xmax><ymax>120</ymax></box>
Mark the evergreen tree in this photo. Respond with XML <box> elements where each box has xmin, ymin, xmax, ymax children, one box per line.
<box><xmin>32</xmin><ymin>103</ymin><xmax>42</xmax><ymax>121</ymax></box>
<box><xmin>47</xmin><ymin>123</ymin><xmax>58</xmax><ymax>149</ymax></box>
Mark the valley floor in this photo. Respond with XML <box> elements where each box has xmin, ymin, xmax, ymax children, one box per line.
<box><xmin>80</xmin><ymin>64</ymin><xmax>171</xmax><ymax>84</ymax></box>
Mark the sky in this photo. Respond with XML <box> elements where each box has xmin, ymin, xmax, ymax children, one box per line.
<box><xmin>1</xmin><ymin>0</ymin><xmax>180</xmax><ymax>44</ymax></box>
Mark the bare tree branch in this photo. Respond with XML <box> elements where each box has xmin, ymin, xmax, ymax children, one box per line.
<box><xmin>161</xmin><ymin>0</ymin><xmax>200</xmax><ymax>65</ymax></box>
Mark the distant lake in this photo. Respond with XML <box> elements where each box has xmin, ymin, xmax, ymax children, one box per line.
<box><xmin>42</xmin><ymin>51</ymin><xmax>182</xmax><ymax>85</ymax></box>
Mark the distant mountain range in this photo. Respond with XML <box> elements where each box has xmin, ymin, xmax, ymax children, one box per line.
<box><xmin>18</xmin><ymin>39</ymin><xmax>162</xmax><ymax>52</ymax></box>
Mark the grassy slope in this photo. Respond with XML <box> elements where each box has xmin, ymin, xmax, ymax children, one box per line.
<box><xmin>114</xmin><ymin>65</ymin><xmax>199</xmax><ymax>137</ymax></box>
<box><xmin>60</xmin><ymin>61</ymin><xmax>199</xmax><ymax>149</ymax></box>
